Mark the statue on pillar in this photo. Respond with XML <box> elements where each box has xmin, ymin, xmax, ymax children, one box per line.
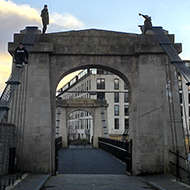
<box><xmin>139</xmin><ymin>13</ymin><xmax>152</xmax><ymax>34</ymax></box>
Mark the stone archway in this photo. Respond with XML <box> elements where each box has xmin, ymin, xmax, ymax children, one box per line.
<box><xmin>8</xmin><ymin>28</ymin><xmax>185</xmax><ymax>175</ymax></box>
<box><xmin>56</xmin><ymin>98</ymin><xmax>108</xmax><ymax>148</ymax></box>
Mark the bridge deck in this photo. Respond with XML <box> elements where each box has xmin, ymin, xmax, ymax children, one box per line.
<box><xmin>58</xmin><ymin>147</ymin><xmax>126</xmax><ymax>174</ymax></box>
<box><xmin>9</xmin><ymin>148</ymin><xmax>188</xmax><ymax>190</ymax></box>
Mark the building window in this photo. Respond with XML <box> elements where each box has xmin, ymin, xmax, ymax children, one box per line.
<box><xmin>124</xmin><ymin>92</ymin><xmax>129</xmax><ymax>103</ymax></box>
<box><xmin>124</xmin><ymin>83</ymin><xmax>128</xmax><ymax>90</ymax></box>
<box><xmin>124</xmin><ymin>105</ymin><xmax>129</xmax><ymax>116</ymax></box>
<box><xmin>97</xmin><ymin>78</ymin><xmax>105</xmax><ymax>89</ymax></box>
<box><xmin>125</xmin><ymin>118</ymin><xmax>129</xmax><ymax>129</ymax></box>
<box><xmin>114</xmin><ymin>118</ymin><xmax>119</xmax><ymax>129</ymax></box>
<box><xmin>87</xmin><ymin>81</ymin><xmax>89</xmax><ymax>91</ymax></box>
<box><xmin>114</xmin><ymin>92</ymin><xmax>119</xmax><ymax>102</ymax></box>
<box><xmin>114</xmin><ymin>105</ymin><xmax>119</xmax><ymax>116</ymax></box>
<box><xmin>81</xmin><ymin>84</ymin><xmax>83</xmax><ymax>91</ymax></box>
<box><xmin>114</xmin><ymin>79</ymin><xmax>119</xmax><ymax>89</ymax></box>
<box><xmin>97</xmin><ymin>92</ymin><xmax>105</xmax><ymax>99</ymax></box>
<box><xmin>97</xmin><ymin>69</ymin><xmax>104</xmax><ymax>74</ymax></box>
<box><xmin>180</xmin><ymin>105</ymin><xmax>183</xmax><ymax>117</ymax></box>
<box><xmin>89</xmin><ymin>120</ymin><xmax>91</xmax><ymax>129</ymax></box>
<box><xmin>179</xmin><ymin>93</ymin><xmax>182</xmax><ymax>104</ymax></box>
<box><xmin>81</xmin><ymin>120</ymin><xmax>84</xmax><ymax>129</ymax></box>
<box><xmin>89</xmin><ymin>80</ymin><xmax>91</xmax><ymax>90</ymax></box>
<box><xmin>178</xmin><ymin>74</ymin><xmax>182</xmax><ymax>90</ymax></box>
<box><xmin>86</xmin><ymin>119</ymin><xmax>89</xmax><ymax>129</ymax></box>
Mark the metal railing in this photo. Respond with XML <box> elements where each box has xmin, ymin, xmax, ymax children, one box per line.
<box><xmin>55</xmin><ymin>137</ymin><xmax>62</xmax><ymax>174</ymax></box>
<box><xmin>152</xmin><ymin>26</ymin><xmax>190</xmax><ymax>85</ymax></box>
<box><xmin>169</xmin><ymin>149</ymin><xmax>189</xmax><ymax>183</ymax></box>
<box><xmin>98</xmin><ymin>137</ymin><xmax>132</xmax><ymax>175</ymax></box>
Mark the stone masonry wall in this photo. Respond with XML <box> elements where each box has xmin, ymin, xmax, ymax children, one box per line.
<box><xmin>0</xmin><ymin>124</ymin><xmax>15</xmax><ymax>177</ymax></box>
<box><xmin>7</xmin><ymin>28</ymin><xmax>185</xmax><ymax>175</ymax></box>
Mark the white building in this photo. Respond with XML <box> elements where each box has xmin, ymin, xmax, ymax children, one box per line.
<box><xmin>56</xmin><ymin>68</ymin><xmax>129</xmax><ymax>141</ymax></box>
<box><xmin>179</xmin><ymin>63</ymin><xmax>190</xmax><ymax>136</ymax></box>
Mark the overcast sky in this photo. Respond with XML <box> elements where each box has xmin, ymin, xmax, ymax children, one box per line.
<box><xmin>0</xmin><ymin>0</ymin><xmax>190</xmax><ymax>95</ymax></box>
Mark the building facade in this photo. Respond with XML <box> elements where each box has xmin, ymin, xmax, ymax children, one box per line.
<box><xmin>178</xmin><ymin>63</ymin><xmax>190</xmax><ymax>151</ymax></box>
<box><xmin>56</xmin><ymin>69</ymin><xmax>129</xmax><ymax>141</ymax></box>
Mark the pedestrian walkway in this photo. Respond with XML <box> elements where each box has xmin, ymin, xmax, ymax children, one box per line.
<box><xmin>58</xmin><ymin>148</ymin><xmax>126</xmax><ymax>174</ymax></box>
<box><xmin>7</xmin><ymin>174</ymin><xmax>50</xmax><ymax>190</ymax></box>
<box><xmin>41</xmin><ymin>174</ymin><xmax>155</xmax><ymax>190</ymax></box>
<box><xmin>139</xmin><ymin>174</ymin><xmax>190</xmax><ymax>190</ymax></box>
<box><xmin>5</xmin><ymin>148</ymin><xmax>190</xmax><ymax>190</ymax></box>
<box><xmin>6</xmin><ymin>173</ymin><xmax>190</xmax><ymax>190</ymax></box>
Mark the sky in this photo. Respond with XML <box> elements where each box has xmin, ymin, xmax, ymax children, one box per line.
<box><xmin>0</xmin><ymin>0</ymin><xmax>190</xmax><ymax>95</ymax></box>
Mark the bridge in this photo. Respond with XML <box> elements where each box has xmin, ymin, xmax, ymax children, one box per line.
<box><xmin>58</xmin><ymin>147</ymin><xmax>126</xmax><ymax>174</ymax></box>
<box><xmin>0</xmin><ymin>25</ymin><xmax>190</xmax><ymax>188</ymax></box>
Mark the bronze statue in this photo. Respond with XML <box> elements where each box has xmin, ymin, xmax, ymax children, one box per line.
<box><xmin>139</xmin><ymin>13</ymin><xmax>152</xmax><ymax>34</ymax></box>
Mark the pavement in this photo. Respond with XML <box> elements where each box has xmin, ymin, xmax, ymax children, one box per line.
<box><xmin>58</xmin><ymin>147</ymin><xmax>126</xmax><ymax>174</ymax></box>
<box><xmin>139</xmin><ymin>174</ymin><xmax>190</xmax><ymax>190</ymax></box>
<box><xmin>5</xmin><ymin>173</ymin><xmax>190</xmax><ymax>190</ymax></box>
<box><xmin>5</xmin><ymin>173</ymin><xmax>50</xmax><ymax>190</ymax></box>
<box><xmin>41</xmin><ymin>174</ymin><xmax>156</xmax><ymax>190</ymax></box>
<box><xmin>4</xmin><ymin>147</ymin><xmax>190</xmax><ymax>190</ymax></box>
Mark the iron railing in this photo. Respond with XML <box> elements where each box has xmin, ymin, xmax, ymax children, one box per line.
<box><xmin>55</xmin><ymin>136</ymin><xmax>62</xmax><ymax>174</ymax></box>
<box><xmin>98</xmin><ymin>137</ymin><xmax>132</xmax><ymax>175</ymax></box>
<box><xmin>169</xmin><ymin>149</ymin><xmax>189</xmax><ymax>183</ymax></box>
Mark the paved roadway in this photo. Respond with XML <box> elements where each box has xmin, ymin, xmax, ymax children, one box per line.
<box><xmin>42</xmin><ymin>147</ymin><xmax>155</xmax><ymax>189</ymax></box>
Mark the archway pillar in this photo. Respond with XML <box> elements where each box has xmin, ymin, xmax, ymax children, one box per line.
<box><xmin>93</xmin><ymin>106</ymin><xmax>105</xmax><ymax>148</ymax></box>
<box><xmin>56</xmin><ymin>99</ymin><xmax>109</xmax><ymax>148</ymax></box>
<box><xmin>59</xmin><ymin>107</ymin><xmax>67</xmax><ymax>147</ymax></box>
<box><xmin>22</xmin><ymin>53</ymin><xmax>53</xmax><ymax>174</ymax></box>
<box><xmin>130</xmin><ymin>53</ymin><xmax>186</xmax><ymax>175</ymax></box>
